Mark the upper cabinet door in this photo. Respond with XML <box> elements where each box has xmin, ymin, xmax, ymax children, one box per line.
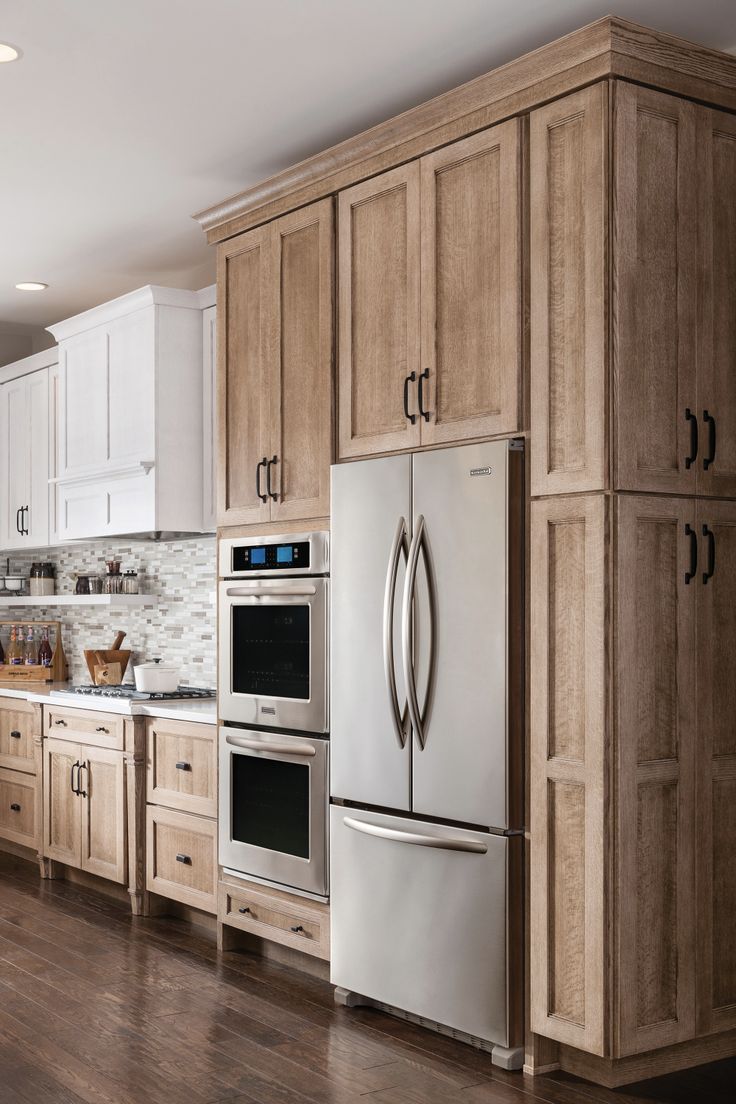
<box><xmin>613</xmin><ymin>84</ymin><xmax>698</xmax><ymax>495</ymax></box>
<box><xmin>420</xmin><ymin>120</ymin><xmax>521</xmax><ymax>447</ymax></box>
<box><xmin>530</xmin><ymin>83</ymin><xmax>608</xmax><ymax>496</ymax></box>
<box><xmin>697</xmin><ymin>108</ymin><xmax>736</xmax><ymax>499</ymax></box>
<box><xmin>338</xmin><ymin>163</ymin><xmax>421</xmax><ymax>459</ymax></box>
<box><xmin>217</xmin><ymin>224</ymin><xmax>273</xmax><ymax>527</ymax></box>
<box><xmin>60</xmin><ymin>327</ymin><xmax>110</xmax><ymax>478</ymax></box>
<box><xmin>270</xmin><ymin>199</ymin><xmax>334</xmax><ymax>523</ymax></box>
<box><xmin>0</xmin><ymin>369</ymin><xmax>49</xmax><ymax>550</ymax></box>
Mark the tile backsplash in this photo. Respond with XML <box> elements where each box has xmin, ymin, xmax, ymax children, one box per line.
<box><xmin>1</xmin><ymin>536</ymin><xmax>216</xmax><ymax>686</ymax></box>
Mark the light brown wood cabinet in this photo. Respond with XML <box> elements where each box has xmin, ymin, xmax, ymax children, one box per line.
<box><xmin>146</xmin><ymin>804</ymin><xmax>217</xmax><ymax>913</ymax></box>
<box><xmin>0</xmin><ymin>698</ymin><xmax>42</xmax><ymax>859</ymax></box>
<box><xmin>338</xmin><ymin>120</ymin><xmax>522</xmax><ymax>459</ymax></box>
<box><xmin>531</xmin><ymin>82</ymin><xmax>736</xmax><ymax>499</ymax></box>
<box><xmin>217</xmin><ymin>198</ymin><xmax>334</xmax><ymax>528</ymax></box>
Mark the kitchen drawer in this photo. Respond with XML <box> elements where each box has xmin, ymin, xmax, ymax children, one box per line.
<box><xmin>0</xmin><ymin>699</ymin><xmax>38</xmax><ymax>774</ymax></box>
<box><xmin>147</xmin><ymin>718</ymin><xmax>216</xmax><ymax>817</ymax></box>
<box><xmin>146</xmin><ymin>806</ymin><xmax>216</xmax><ymax>913</ymax></box>
<box><xmin>219</xmin><ymin>875</ymin><xmax>330</xmax><ymax>960</ymax></box>
<box><xmin>45</xmin><ymin>707</ymin><xmax>125</xmax><ymax>751</ymax></box>
<box><xmin>0</xmin><ymin>767</ymin><xmax>38</xmax><ymax>848</ymax></box>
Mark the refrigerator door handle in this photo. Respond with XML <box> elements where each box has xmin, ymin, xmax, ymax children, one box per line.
<box><xmin>343</xmin><ymin>815</ymin><xmax>487</xmax><ymax>854</ymax></box>
<box><xmin>383</xmin><ymin>517</ymin><xmax>410</xmax><ymax>748</ymax></box>
<box><xmin>402</xmin><ymin>514</ymin><xmax>437</xmax><ymax>751</ymax></box>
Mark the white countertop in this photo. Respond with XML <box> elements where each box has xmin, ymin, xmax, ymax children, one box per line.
<box><xmin>0</xmin><ymin>682</ymin><xmax>217</xmax><ymax>725</ymax></box>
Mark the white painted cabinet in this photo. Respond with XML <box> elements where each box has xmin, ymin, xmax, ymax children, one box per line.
<box><xmin>0</xmin><ymin>362</ymin><xmax>51</xmax><ymax>550</ymax></box>
<box><xmin>48</xmin><ymin>285</ymin><xmax>210</xmax><ymax>540</ymax></box>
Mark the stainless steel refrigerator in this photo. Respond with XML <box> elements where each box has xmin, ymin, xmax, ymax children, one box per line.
<box><xmin>330</xmin><ymin>440</ymin><xmax>524</xmax><ymax>1069</ymax></box>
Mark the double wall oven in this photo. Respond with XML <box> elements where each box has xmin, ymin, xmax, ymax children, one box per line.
<box><xmin>218</xmin><ymin>532</ymin><xmax>329</xmax><ymax>898</ymax></box>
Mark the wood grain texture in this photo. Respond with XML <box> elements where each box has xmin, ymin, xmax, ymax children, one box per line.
<box><xmin>146</xmin><ymin>805</ymin><xmax>217</xmax><ymax>914</ymax></box>
<box><xmin>146</xmin><ymin>717</ymin><xmax>217</xmax><ymax>819</ymax></box>
<box><xmin>697</xmin><ymin>108</ymin><xmax>736</xmax><ymax>499</ymax></box>
<box><xmin>42</xmin><ymin>738</ymin><xmax>82</xmax><ymax>869</ymax></box>
<box><xmin>530</xmin><ymin>83</ymin><xmax>608</xmax><ymax>496</ymax></box>
<box><xmin>338</xmin><ymin>163</ymin><xmax>421</xmax><ymax>458</ymax></box>
<box><xmin>613</xmin><ymin>83</ymin><xmax>698</xmax><ymax>495</ymax></box>
<box><xmin>194</xmin><ymin>19</ymin><xmax>736</xmax><ymax>244</ymax></box>
<box><xmin>80</xmin><ymin>744</ymin><xmax>127</xmax><ymax>885</ymax></box>
<box><xmin>0</xmin><ymin>766</ymin><xmax>37</xmax><ymax>849</ymax></box>
<box><xmin>124</xmin><ymin>717</ymin><xmax>147</xmax><ymax>917</ymax></box>
<box><xmin>695</xmin><ymin>499</ymin><xmax>736</xmax><ymax>1036</ymax></box>
<box><xmin>420</xmin><ymin>119</ymin><xmax>521</xmax><ymax>445</ymax></box>
<box><xmin>615</xmin><ymin>495</ymin><xmax>696</xmax><ymax>1056</ymax></box>
<box><xmin>0</xmin><ymin>697</ymin><xmax>38</xmax><ymax>775</ymax></box>
<box><xmin>219</xmin><ymin>873</ymin><xmax>330</xmax><ymax>961</ymax></box>
<box><xmin>44</xmin><ymin>706</ymin><xmax>125</xmax><ymax>752</ymax></box>
<box><xmin>530</xmin><ymin>494</ymin><xmax>607</xmax><ymax>1056</ymax></box>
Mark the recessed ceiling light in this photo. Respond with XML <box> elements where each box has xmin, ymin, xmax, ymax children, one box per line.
<box><xmin>15</xmin><ymin>282</ymin><xmax>48</xmax><ymax>292</ymax></box>
<box><xmin>0</xmin><ymin>43</ymin><xmax>21</xmax><ymax>63</ymax></box>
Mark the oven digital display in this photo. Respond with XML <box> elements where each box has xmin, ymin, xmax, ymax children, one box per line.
<box><xmin>232</xmin><ymin>541</ymin><xmax>310</xmax><ymax>572</ymax></box>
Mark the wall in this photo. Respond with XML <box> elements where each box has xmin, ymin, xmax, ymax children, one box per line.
<box><xmin>1</xmin><ymin>536</ymin><xmax>216</xmax><ymax>686</ymax></box>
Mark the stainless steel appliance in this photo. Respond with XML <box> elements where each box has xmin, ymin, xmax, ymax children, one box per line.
<box><xmin>219</xmin><ymin>726</ymin><xmax>328</xmax><ymax>897</ymax></box>
<box><xmin>51</xmin><ymin>685</ymin><xmax>215</xmax><ymax>701</ymax></box>
<box><xmin>330</xmin><ymin>441</ymin><xmax>524</xmax><ymax>1067</ymax></box>
<box><xmin>219</xmin><ymin>532</ymin><xmax>329</xmax><ymax>733</ymax></box>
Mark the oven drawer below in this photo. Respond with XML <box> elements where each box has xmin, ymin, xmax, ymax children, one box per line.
<box><xmin>146</xmin><ymin>806</ymin><xmax>217</xmax><ymax>914</ymax></box>
<box><xmin>219</xmin><ymin>874</ymin><xmax>330</xmax><ymax>961</ymax></box>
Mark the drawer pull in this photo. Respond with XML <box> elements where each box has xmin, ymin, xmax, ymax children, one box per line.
<box><xmin>10</xmin><ymin>730</ymin><xmax>21</xmax><ymax>739</ymax></box>
<box><xmin>175</xmin><ymin>853</ymin><xmax>192</xmax><ymax>865</ymax></box>
<box><xmin>290</xmin><ymin>924</ymin><xmax>305</xmax><ymax>934</ymax></box>
<box><xmin>95</xmin><ymin>726</ymin><xmax>109</xmax><ymax>734</ymax></box>
<box><xmin>54</xmin><ymin>719</ymin><xmax>67</xmax><ymax>727</ymax></box>
<box><xmin>238</xmin><ymin>906</ymin><xmax>251</xmax><ymax>915</ymax></box>
<box><xmin>10</xmin><ymin>803</ymin><xmax>21</xmax><ymax>812</ymax></box>
<box><xmin>175</xmin><ymin>761</ymin><xmax>191</xmax><ymax>771</ymax></box>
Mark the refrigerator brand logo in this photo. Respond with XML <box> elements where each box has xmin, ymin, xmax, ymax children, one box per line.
<box><xmin>260</xmin><ymin>706</ymin><xmax>276</xmax><ymax>715</ymax></box>
<box><xmin>470</xmin><ymin>467</ymin><xmax>492</xmax><ymax>477</ymax></box>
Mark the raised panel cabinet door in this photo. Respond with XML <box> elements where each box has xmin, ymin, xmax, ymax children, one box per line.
<box><xmin>270</xmin><ymin>199</ymin><xmax>334</xmax><ymax>522</ymax></box>
<box><xmin>25</xmin><ymin>368</ymin><xmax>50</xmax><ymax>547</ymax></box>
<box><xmin>59</xmin><ymin>326</ymin><xmax>110</xmax><ymax>477</ymax></box>
<box><xmin>613</xmin><ymin>83</ymin><xmax>698</xmax><ymax>495</ymax></box>
<box><xmin>695</xmin><ymin>500</ymin><xmax>736</xmax><ymax>1036</ymax></box>
<box><xmin>43</xmin><ymin>738</ymin><xmax>82</xmax><ymax>868</ymax></box>
<box><xmin>0</xmin><ymin>375</ymin><xmax>29</xmax><ymax>549</ymax></box>
<box><xmin>80</xmin><ymin>745</ymin><xmax>127</xmax><ymax>884</ymax></box>
<box><xmin>420</xmin><ymin>120</ymin><xmax>522</xmax><ymax>447</ymax></box>
<box><xmin>217</xmin><ymin>224</ymin><xmax>272</xmax><ymax>526</ymax></box>
<box><xmin>0</xmin><ymin>699</ymin><xmax>38</xmax><ymax>774</ymax></box>
<box><xmin>529</xmin><ymin>494</ymin><xmax>608</xmax><ymax>1055</ymax></box>
<box><xmin>107</xmin><ymin>309</ymin><xmax>155</xmax><ymax>468</ymax></box>
<box><xmin>338</xmin><ymin>162</ymin><xmax>421</xmax><ymax>458</ymax></box>
<box><xmin>697</xmin><ymin>108</ymin><xmax>736</xmax><ymax>498</ymax></box>
<box><xmin>615</xmin><ymin>494</ymin><xmax>697</xmax><ymax>1055</ymax></box>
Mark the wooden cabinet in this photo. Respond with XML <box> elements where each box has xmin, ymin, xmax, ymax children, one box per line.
<box><xmin>202</xmin><ymin>302</ymin><xmax>217</xmax><ymax>532</ymax></box>
<box><xmin>0</xmin><ymin>697</ymin><xmax>38</xmax><ymax>774</ymax></box>
<box><xmin>0</xmin><ymin>767</ymin><xmax>38</xmax><ymax>849</ymax></box>
<box><xmin>43</xmin><ymin>737</ymin><xmax>82</xmax><ymax>867</ymax></box>
<box><xmin>146</xmin><ymin>805</ymin><xmax>217</xmax><ymax>913</ymax></box>
<box><xmin>0</xmin><ymin>698</ymin><xmax>42</xmax><ymax>859</ymax></box>
<box><xmin>147</xmin><ymin>718</ymin><xmax>216</xmax><ymax>818</ymax></box>
<box><xmin>338</xmin><ymin>120</ymin><xmax>521</xmax><ymax>459</ymax></box>
<box><xmin>0</xmin><ymin>365</ymin><xmax>50</xmax><ymax>549</ymax></box>
<box><xmin>217</xmin><ymin>198</ymin><xmax>334</xmax><ymax>528</ymax></box>
<box><xmin>219</xmin><ymin>871</ymin><xmax>330</xmax><ymax>961</ymax></box>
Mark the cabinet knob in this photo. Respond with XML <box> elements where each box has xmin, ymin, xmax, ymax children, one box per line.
<box><xmin>55</xmin><ymin>719</ymin><xmax>67</xmax><ymax>727</ymax></box>
<box><xmin>95</xmin><ymin>726</ymin><xmax>109</xmax><ymax>734</ymax></box>
<box><xmin>175</xmin><ymin>761</ymin><xmax>191</xmax><ymax>771</ymax></box>
<box><xmin>238</xmin><ymin>906</ymin><xmax>251</xmax><ymax>915</ymax></box>
<box><xmin>175</xmin><ymin>854</ymin><xmax>191</xmax><ymax>865</ymax></box>
<box><xmin>9</xmin><ymin>730</ymin><xmax>21</xmax><ymax>739</ymax></box>
<box><xmin>10</xmin><ymin>803</ymin><xmax>21</xmax><ymax>812</ymax></box>
<box><xmin>290</xmin><ymin>924</ymin><xmax>305</xmax><ymax>934</ymax></box>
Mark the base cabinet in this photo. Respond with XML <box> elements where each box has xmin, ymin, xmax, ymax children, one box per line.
<box><xmin>0</xmin><ymin>699</ymin><xmax>42</xmax><ymax>859</ymax></box>
<box><xmin>146</xmin><ymin>805</ymin><xmax>216</xmax><ymax>912</ymax></box>
<box><xmin>218</xmin><ymin>872</ymin><xmax>330</xmax><ymax>961</ymax></box>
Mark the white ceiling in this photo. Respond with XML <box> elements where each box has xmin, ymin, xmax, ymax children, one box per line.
<box><xmin>1</xmin><ymin>0</ymin><xmax>735</xmax><ymax>334</ymax></box>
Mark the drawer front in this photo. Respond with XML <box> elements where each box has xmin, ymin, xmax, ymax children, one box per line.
<box><xmin>0</xmin><ymin>699</ymin><xmax>38</xmax><ymax>774</ymax></box>
<box><xmin>146</xmin><ymin>806</ymin><xmax>216</xmax><ymax>913</ymax></box>
<box><xmin>219</xmin><ymin>878</ymin><xmax>330</xmax><ymax>960</ymax></box>
<box><xmin>0</xmin><ymin>767</ymin><xmax>38</xmax><ymax>848</ymax></box>
<box><xmin>147</xmin><ymin>719</ymin><xmax>216</xmax><ymax>817</ymax></box>
<box><xmin>45</xmin><ymin>707</ymin><xmax>125</xmax><ymax>751</ymax></box>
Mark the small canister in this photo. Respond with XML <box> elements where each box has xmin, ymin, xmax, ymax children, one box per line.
<box><xmin>29</xmin><ymin>562</ymin><xmax>55</xmax><ymax>597</ymax></box>
<box><xmin>122</xmin><ymin>570</ymin><xmax>139</xmax><ymax>594</ymax></box>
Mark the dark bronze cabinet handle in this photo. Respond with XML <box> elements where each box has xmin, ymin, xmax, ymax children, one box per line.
<box><xmin>266</xmin><ymin>455</ymin><xmax>278</xmax><ymax>501</ymax></box>
<box><xmin>10</xmin><ymin>803</ymin><xmax>20</xmax><ymax>812</ymax></box>
<box><xmin>684</xmin><ymin>523</ymin><xmax>698</xmax><ymax>584</ymax></box>
<box><xmin>685</xmin><ymin>408</ymin><xmax>698</xmax><ymax>469</ymax></box>
<box><xmin>15</xmin><ymin>507</ymin><xmax>21</xmax><ymax>535</ymax></box>
<box><xmin>418</xmin><ymin>369</ymin><xmax>430</xmax><ymax>422</ymax></box>
<box><xmin>176</xmin><ymin>854</ymin><xmax>192</xmax><ymax>865</ymax></box>
<box><xmin>55</xmin><ymin>719</ymin><xmax>67</xmax><ymax>727</ymax></box>
<box><xmin>175</xmin><ymin>761</ymin><xmax>191</xmax><ymax>771</ymax></box>
<box><xmin>403</xmin><ymin>372</ymin><xmax>417</xmax><ymax>424</ymax></box>
<box><xmin>95</xmin><ymin>726</ymin><xmax>109</xmax><ymax>734</ymax></box>
<box><xmin>70</xmin><ymin>761</ymin><xmax>80</xmax><ymax>795</ymax></box>
<box><xmin>22</xmin><ymin>506</ymin><xmax>29</xmax><ymax>535</ymax></box>
<box><xmin>702</xmin><ymin>525</ymin><xmax>716</xmax><ymax>584</ymax></box>
<box><xmin>10</xmin><ymin>730</ymin><xmax>21</xmax><ymax>739</ymax></box>
<box><xmin>256</xmin><ymin>456</ymin><xmax>268</xmax><ymax>503</ymax></box>
<box><xmin>238</xmin><ymin>906</ymin><xmax>251</xmax><ymax>915</ymax></box>
<box><xmin>290</xmin><ymin>924</ymin><xmax>305</xmax><ymax>934</ymax></box>
<box><xmin>703</xmin><ymin>410</ymin><xmax>716</xmax><ymax>471</ymax></box>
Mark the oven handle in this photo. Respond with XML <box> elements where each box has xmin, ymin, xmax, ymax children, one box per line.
<box><xmin>225</xmin><ymin>586</ymin><xmax>317</xmax><ymax>598</ymax></box>
<box><xmin>225</xmin><ymin>734</ymin><xmax>317</xmax><ymax>757</ymax></box>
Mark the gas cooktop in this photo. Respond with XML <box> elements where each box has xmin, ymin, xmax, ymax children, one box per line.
<box><xmin>53</xmin><ymin>685</ymin><xmax>216</xmax><ymax>702</ymax></box>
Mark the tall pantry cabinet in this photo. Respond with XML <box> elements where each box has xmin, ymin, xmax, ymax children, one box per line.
<box><xmin>530</xmin><ymin>79</ymin><xmax>736</xmax><ymax>1066</ymax></box>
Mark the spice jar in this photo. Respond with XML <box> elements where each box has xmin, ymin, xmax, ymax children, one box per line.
<box><xmin>29</xmin><ymin>562</ymin><xmax>55</xmax><ymax>597</ymax></box>
<box><xmin>122</xmin><ymin>570</ymin><xmax>139</xmax><ymax>594</ymax></box>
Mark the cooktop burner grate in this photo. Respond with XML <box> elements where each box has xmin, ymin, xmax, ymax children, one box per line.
<box><xmin>54</xmin><ymin>685</ymin><xmax>216</xmax><ymax>701</ymax></box>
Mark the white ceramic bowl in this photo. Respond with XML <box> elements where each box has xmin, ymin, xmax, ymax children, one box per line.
<box><xmin>133</xmin><ymin>661</ymin><xmax>179</xmax><ymax>693</ymax></box>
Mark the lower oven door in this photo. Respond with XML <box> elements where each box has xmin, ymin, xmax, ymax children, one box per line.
<box><xmin>219</xmin><ymin>726</ymin><xmax>328</xmax><ymax>896</ymax></box>
<box><xmin>218</xmin><ymin>578</ymin><xmax>328</xmax><ymax>733</ymax></box>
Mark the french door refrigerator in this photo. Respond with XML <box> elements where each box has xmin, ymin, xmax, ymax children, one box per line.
<box><xmin>330</xmin><ymin>440</ymin><xmax>524</xmax><ymax>1068</ymax></box>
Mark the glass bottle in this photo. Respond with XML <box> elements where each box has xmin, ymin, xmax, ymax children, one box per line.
<box><xmin>8</xmin><ymin>625</ymin><xmax>22</xmax><ymax>665</ymax></box>
<box><xmin>38</xmin><ymin>625</ymin><xmax>53</xmax><ymax>668</ymax></box>
<box><xmin>24</xmin><ymin>626</ymin><xmax>38</xmax><ymax>666</ymax></box>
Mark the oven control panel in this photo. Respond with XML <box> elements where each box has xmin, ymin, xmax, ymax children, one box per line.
<box><xmin>233</xmin><ymin>540</ymin><xmax>310</xmax><ymax>572</ymax></box>
<box><xmin>220</xmin><ymin>531</ymin><xmax>329</xmax><ymax>578</ymax></box>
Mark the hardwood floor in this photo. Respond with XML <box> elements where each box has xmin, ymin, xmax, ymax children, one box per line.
<box><xmin>0</xmin><ymin>852</ymin><xmax>733</xmax><ymax>1104</ymax></box>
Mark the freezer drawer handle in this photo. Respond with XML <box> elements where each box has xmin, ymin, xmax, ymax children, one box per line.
<box><xmin>402</xmin><ymin>514</ymin><xmax>438</xmax><ymax>750</ymax></box>
<box><xmin>383</xmin><ymin>517</ymin><xmax>410</xmax><ymax>749</ymax></box>
<box><xmin>225</xmin><ymin>734</ymin><xmax>317</xmax><ymax>758</ymax></box>
<box><xmin>343</xmin><ymin>816</ymin><xmax>487</xmax><ymax>854</ymax></box>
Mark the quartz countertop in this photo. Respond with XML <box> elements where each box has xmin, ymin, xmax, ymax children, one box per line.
<box><xmin>0</xmin><ymin>682</ymin><xmax>217</xmax><ymax>725</ymax></box>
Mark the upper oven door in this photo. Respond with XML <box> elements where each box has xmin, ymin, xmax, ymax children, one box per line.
<box><xmin>219</xmin><ymin>578</ymin><xmax>328</xmax><ymax>733</ymax></box>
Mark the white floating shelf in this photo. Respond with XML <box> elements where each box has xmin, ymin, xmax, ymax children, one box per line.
<box><xmin>0</xmin><ymin>594</ymin><xmax>156</xmax><ymax>608</ymax></box>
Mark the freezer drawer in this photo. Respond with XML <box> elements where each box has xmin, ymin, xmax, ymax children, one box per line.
<box><xmin>330</xmin><ymin>805</ymin><xmax>514</xmax><ymax>1046</ymax></box>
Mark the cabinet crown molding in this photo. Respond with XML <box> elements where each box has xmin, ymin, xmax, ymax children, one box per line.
<box><xmin>192</xmin><ymin>16</ymin><xmax>736</xmax><ymax>244</ymax></box>
<box><xmin>46</xmin><ymin>284</ymin><xmax>206</xmax><ymax>342</ymax></box>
